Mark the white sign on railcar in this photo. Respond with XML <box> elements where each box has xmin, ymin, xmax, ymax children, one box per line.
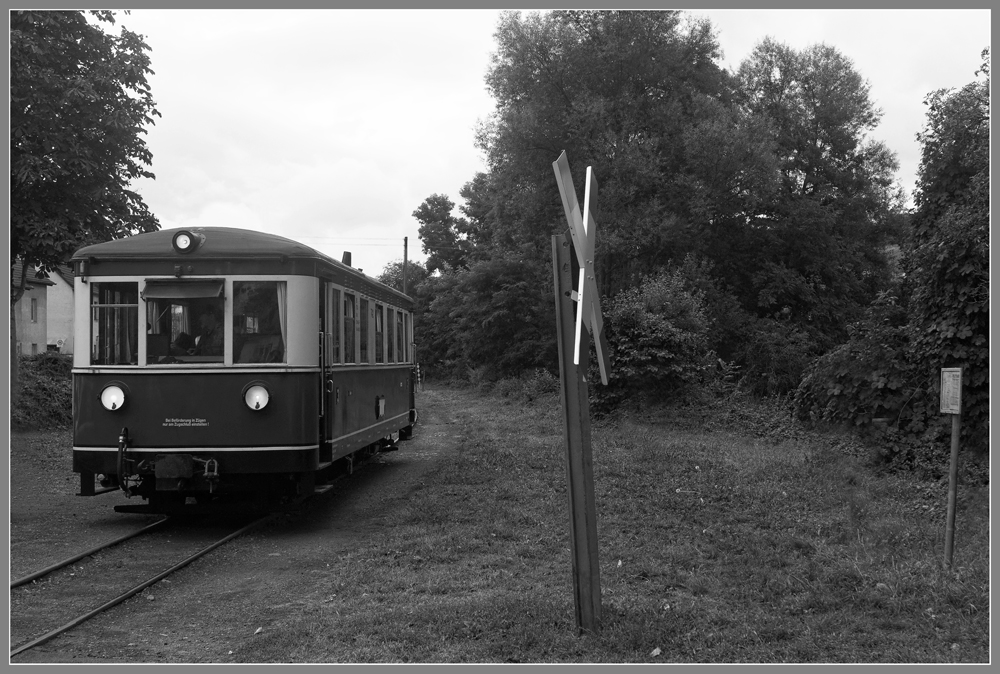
<box><xmin>940</xmin><ymin>367</ymin><xmax>962</xmax><ymax>414</ymax></box>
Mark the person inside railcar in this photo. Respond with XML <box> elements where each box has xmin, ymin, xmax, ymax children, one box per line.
<box><xmin>171</xmin><ymin>332</ymin><xmax>195</xmax><ymax>356</ymax></box>
<box><xmin>193</xmin><ymin>307</ymin><xmax>223</xmax><ymax>357</ymax></box>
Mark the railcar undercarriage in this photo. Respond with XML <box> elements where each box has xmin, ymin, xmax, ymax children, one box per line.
<box><xmin>79</xmin><ymin>429</ymin><xmax>404</xmax><ymax>515</ymax></box>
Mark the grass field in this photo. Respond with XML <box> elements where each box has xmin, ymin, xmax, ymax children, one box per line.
<box><xmin>231</xmin><ymin>385</ymin><xmax>989</xmax><ymax>663</ymax></box>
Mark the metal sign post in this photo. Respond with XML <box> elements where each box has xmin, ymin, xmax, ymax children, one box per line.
<box><xmin>551</xmin><ymin>151</ymin><xmax>611</xmax><ymax>635</ymax></box>
<box><xmin>941</xmin><ymin>367</ymin><xmax>963</xmax><ymax>568</ymax></box>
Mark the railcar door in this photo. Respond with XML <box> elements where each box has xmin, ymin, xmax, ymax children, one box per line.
<box><xmin>321</xmin><ymin>282</ymin><xmax>342</xmax><ymax>464</ymax></box>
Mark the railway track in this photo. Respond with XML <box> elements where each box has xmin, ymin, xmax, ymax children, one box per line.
<box><xmin>9</xmin><ymin>513</ymin><xmax>276</xmax><ymax>658</ymax></box>
<box><xmin>9</xmin><ymin>456</ymin><xmax>361</xmax><ymax>660</ymax></box>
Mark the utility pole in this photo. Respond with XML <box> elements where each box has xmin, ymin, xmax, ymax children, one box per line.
<box><xmin>403</xmin><ymin>236</ymin><xmax>408</xmax><ymax>295</ymax></box>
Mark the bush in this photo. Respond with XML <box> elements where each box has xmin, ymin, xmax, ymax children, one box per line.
<box><xmin>417</xmin><ymin>256</ymin><xmax>557</xmax><ymax>381</ymax></box>
<box><xmin>793</xmin><ymin>293</ymin><xmax>919</xmax><ymax>429</ymax></box>
<box><xmin>736</xmin><ymin>317</ymin><xmax>820</xmax><ymax>397</ymax></box>
<box><xmin>12</xmin><ymin>352</ymin><xmax>73</xmax><ymax>430</ymax></box>
<box><xmin>594</xmin><ymin>268</ymin><xmax>713</xmax><ymax>410</ymax></box>
<box><xmin>490</xmin><ymin>369</ymin><xmax>560</xmax><ymax>404</ymax></box>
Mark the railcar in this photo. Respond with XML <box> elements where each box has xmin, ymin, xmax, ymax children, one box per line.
<box><xmin>70</xmin><ymin>227</ymin><xmax>416</xmax><ymax>513</ymax></box>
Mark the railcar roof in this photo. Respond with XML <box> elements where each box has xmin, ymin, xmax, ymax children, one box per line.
<box><xmin>72</xmin><ymin>227</ymin><xmax>330</xmax><ymax>262</ymax></box>
<box><xmin>71</xmin><ymin>226</ymin><xmax>410</xmax><ymax>303</ymax></box>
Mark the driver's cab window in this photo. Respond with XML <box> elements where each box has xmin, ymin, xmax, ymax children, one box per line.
<box><xmin>145</xmin><ymin>279</ymin><xmax>224</xmax><ymax>364</ymax></box>
<box><xmin>233</xmin><ymin>281</ymin><xmax>286</xmax><ymax>364</ymax></box>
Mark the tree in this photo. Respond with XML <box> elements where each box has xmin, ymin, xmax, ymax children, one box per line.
<box><xmin>731</xmin><ymin>39</ymin><xmax>903</xmax><ymax>343</ymax></box>
<box><xmin>415</xmin><ymin>253</ymin><xmax>556</xmax><ymax>380</ymax></box>
<box><xmin>412</xmin><ymin>194</ymin><xmax>473</xmax><ymax>273</ymax></box>
<box><xmin>10</xmin><ymin>10</ymin><xmax>160</xmax><ymax>399</ymax></box>
<box><xmin>469</xmin><ymin>13</ymin><xmax>902</xmax><ymax>393</ymax></box>
<box><xmin>476</xmin><ymin>10</ymin><xmax>729</xmax><ymax>286</ymax></box>
<box><xmin>377</xmin><ymin>259</ymin><xmax>430</xmax><ymax>297</ymax></box>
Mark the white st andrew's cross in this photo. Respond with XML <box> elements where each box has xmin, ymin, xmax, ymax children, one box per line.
<box><xmin>553</xmin><ymin>151</ymin><xmax>610</xmax><ymax>386</ymax></box>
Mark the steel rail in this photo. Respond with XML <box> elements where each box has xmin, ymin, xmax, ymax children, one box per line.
<box><xmin>10</xmin><ymin>518</ymin><xmax>171</xmax><ymax>589</ymax></box>
<box><xmin>10</xmin><ymin>513</ymin><xmax>276</xmax><ymax>658</ymax></box>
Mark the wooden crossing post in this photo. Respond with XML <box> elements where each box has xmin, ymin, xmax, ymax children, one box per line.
<box><xmin>551</xmin><ymin>151</ymin><xmax>611</xmax><ymax>635</ymax></box>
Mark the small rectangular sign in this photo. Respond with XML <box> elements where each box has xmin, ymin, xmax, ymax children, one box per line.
<box><xmin>940</xmin><ymin>368</ymin><xmax>962</xmax><ymax>414</ymax></box>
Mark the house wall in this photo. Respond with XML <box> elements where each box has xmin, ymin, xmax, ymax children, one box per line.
<box><xmin>47</xmin><ymin>274</ymin><xmax>75</xmax><ymax>354</ymax></box>
<box><xmin>15</xmin><ymin>286</ymin><xmax>48</xmax><ymax>356</ymax></box>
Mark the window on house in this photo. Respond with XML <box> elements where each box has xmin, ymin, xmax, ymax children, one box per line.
<box><xmin>91</xmin><ymin>282</ymin><xmax>139</xmax><ymax>365</ymax></box>
<box><xmin>30</xmin><ymin>298</ymin><xmax>38</xmax><ymax>323</ymax></box>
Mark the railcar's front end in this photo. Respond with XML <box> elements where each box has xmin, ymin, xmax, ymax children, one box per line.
<box><xmin>71</xmin><ymin>228</ymin><xmax>322</xmax><ymax>511</ymax></box>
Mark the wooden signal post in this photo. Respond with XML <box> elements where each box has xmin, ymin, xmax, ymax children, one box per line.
<box><xmin>551</xmin><ymin>151</ymin><xmax>611</xmax><ymax>635</ymax></box>
<box><xmin>940</xmin><ymin>367</ymin><xmax>963</xmax><ymax>568</ymax></box>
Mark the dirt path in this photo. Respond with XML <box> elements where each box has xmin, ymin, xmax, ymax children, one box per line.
<box><xmin>9</xmin><ymin>386</ymin><xmax>467</xmax><ymax>663</ymax></box>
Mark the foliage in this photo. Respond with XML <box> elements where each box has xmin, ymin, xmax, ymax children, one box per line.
<box><xmin>10</xmin><ymin>10</ymin><xmax>161</xmax><ymax>275</ymax></box>
<box><xmin>734</xmin><ymin>317</ymin><xmax>820</xmax><ymax>397</ymax></box>
<box><xmin>595</xmin><ymin>267</ymin><xmax>713</xmax><ymax>409</ymax></box>
<box><xmin>377</xmin><ymin>258</ymin><xmax>430</xmax><ymax>296</ymax></box>
<box><xmin>904</xmin><ymin>49</ymin><xmax>990</xmax><ymax>454</ymax></box>
<box><xmin>409</xmin><ymin>12</ymin><xmax>905</xmax><ymax>399</ymax></box>
<box><xmin>416</xmin><ymin>254</ymin><xmax>557</xmax><ymax>380</ymax></box>
<box><xmin>11</xmin><ymin>353</ymin><xmax>73</xmax><ymax>430</ymax></box>
<box><xmin>413</xmin><ymin>194</ymin><xmax>474</xmax><ymax>274</ymax></box>
<box><xmin>10</xmin><ymin>10</ymin><xmax>161</xmax><ymax>404</ymax></box>
<box><xmin>725</xmin><ymin>38</ymin><xmax>902</xmax><ymax>345</ymax></box>
<box><xmin>794</xmin><ymin>50</ymin><xmax>989</xmax><ymax>456</ymax></box>
<box><xmin>663</xmin><ymin>254</ymin><xmax>755</xmax><ymax>364</ymax></box>
<box><xmin>477</xmin><ymin>10</ymin><xmax>730</xmax><ymax>286</ymax></box>
<box><xmin>794</xmin><ymin>292</ymin><xmax>920</xmax><ymax>428</ymax></box>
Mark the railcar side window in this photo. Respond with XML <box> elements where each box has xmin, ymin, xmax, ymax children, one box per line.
<box><xmin>344</xmin><ymin>294</ymin><xmax>356</xmax><ymax>364</ymax></box>
<box><xmin>396</xmin><ymin>310</ymin><xmax>404</xmax><ymax>363</ymax></box>
<box><xmin>329</xmin><ymin>287</ymin><xmax>341</xmax><ymax>364</ymax></box>
<box><xmin>386</xmin><ymin>307</ymin><xmax>395</xmax><ymax>363</ymax></box>
<box><xmin>91</xmin><ymin>282</ymin><xmax>139</xmax><ymax>365</ymax></box>
<box><xmin>359</xmin><ymin>298</ymin><xmax>370</xmax><ymax>364</ymax></box>
<box><xmin>375</xmin><ymin>303</ymin><xmax>385</xmax><ymax>364</ymax></box>
<box><xmin>404</xmin><ymin>313</ymin><xmax>410</xmax><ymax>362</ymax></box>
<box><xmin>233</xmin><ymin>281</ymin><xmax>287</xmax><ymax>364</ymax></box>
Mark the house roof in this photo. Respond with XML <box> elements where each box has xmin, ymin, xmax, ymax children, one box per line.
<box><xmin>11</xmin><ymin>262</ymin><xmax>56</xmax><ymax>289</ymax></box>
<box><xmin>53</xmin><ymin>264</ymin><xmax>74</xmax><ymax>286</ymax></box>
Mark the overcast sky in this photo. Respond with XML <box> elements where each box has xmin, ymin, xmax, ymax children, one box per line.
<box><xmin>118</xmin><ymin>9</ymin><xmax>990</xmax><ymax>277</ymax></box>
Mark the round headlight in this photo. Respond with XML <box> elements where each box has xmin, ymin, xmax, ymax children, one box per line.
<box><xmin>172</xmin><ymin>229</ymin><xmax>202</xmax><ymax>254</ymax></box>
<box><xmin>244</xmin><ymin>384</ymin><xmax>270</xmax><ymax>411</ymax></box>
<box><xmin>100</xmin><ymin>384</ymin><xmax>127</xmax><ymax>411</ymax></box>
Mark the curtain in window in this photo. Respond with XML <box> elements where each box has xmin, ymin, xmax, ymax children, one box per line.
<box><xmin>276</xmin><ymin>282</ymin><xmax>287</xmax><ymax>349</ymax></box>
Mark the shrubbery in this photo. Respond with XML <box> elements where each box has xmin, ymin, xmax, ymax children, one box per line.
<box><xmin>593</xmin><ymin>267</ymin><xmax>713</xmax><ymax>410</ymax></box>
<box><xmin>11</xmin><ymin>352</ymin><xmax>73</xmax><ymax>430</ymax></box>
<box><xmin>794</xmin><ymin>292</ymin><xmax>920</xmax><ymax>429</ymax></box>
<box><xmin>794</xmin><ymin>52</ymin><xmax>989</xmax><ymax>459</ymax></box>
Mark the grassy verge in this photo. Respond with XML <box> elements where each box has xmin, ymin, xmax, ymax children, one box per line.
<box><xmin>228</xmin><ymin>386</ymin><xmax>992</xmax><ymax>662</ymax></box>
